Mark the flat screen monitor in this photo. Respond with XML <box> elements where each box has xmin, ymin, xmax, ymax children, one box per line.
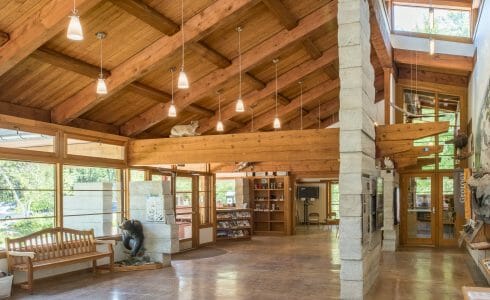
<box><xmin>298</xmin><ymin>186</ymin><xmax>319</xmax><ymax>199</ymax></box>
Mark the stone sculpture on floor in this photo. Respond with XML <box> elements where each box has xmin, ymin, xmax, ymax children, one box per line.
<box><xmin>119</xmin><ymin>219</ymin><xmax>145</xmax><ymax>257</ymax></box>
<box><xmin>169</xmin><ymin>121</ymin><xmax>201</xmax><ymax>137</ymax></box>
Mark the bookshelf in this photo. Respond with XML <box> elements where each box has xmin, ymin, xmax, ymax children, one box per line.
<box><xmin>251</xmin><ymin>176</ymin><xmax>291</xmax><ymax>235</ymax></box>
<box><xmin>216</xmin><ymin>208</ymin><xmax>252</xmax><ymax>240</ymax></box>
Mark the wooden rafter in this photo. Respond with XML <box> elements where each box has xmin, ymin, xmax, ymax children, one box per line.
<box><xmin>393</xmin><ymin>145</ymin><xmax>443</xmax><ymax>159</ymax></box>
<box><xmin>377</xmin><ymin>140</ymin><xmax>413</xmax><ymax>156</ymax></box>
<box><xmin>394</xmin><ymin>49</ymin><xmax>474</xmax><ymax>73</ymax></box>
<box><xmin>0</xmin><ymin>31</ymin><xmax>9</xmax><ymax>47</ymax></box>
<box><xmin>51</xmin><ymin>0</ymin><xmax>256</xmax><ymax>124</ymax></box>
<box><xmin>261</xmin><ymin>0</ymin><xmax>298</xmax><ymax>30</ymax></box>
<box><xmin>0</xmin><ymin>0</ymin><xmax>102</xmax><ymax>77</ymax></box>
<box><xmin>369</xmin><ymin>0</ymin><xmax>393</xmax><ymax>68</ymax></box>
<box><xmin>196</xmin><ymin>45</ymin><xmax>339</xmax><ymax>134</ymax></box>
<box><xmin>233</xmin><ymin>80</ymin><xmax>339</xmax><ymax>133</ymax></box>
<box><xmin>375</xmin><ymin>121</ymin><xmax>450</xmax><ymax>141</ymax></box>
<box><xmin>128</xmin><ymin>128</ymin><xmax>339</xmax><ymax>165</ymax></box>
<box><xmin>120</xmin><ymin>4</ymin><xmax>338</xmax><ymax>136</ymax></box>
<box><xmin>211</xmin><ymin>159</ymin><xmax>340</xmax><ymax>173</ymax></box>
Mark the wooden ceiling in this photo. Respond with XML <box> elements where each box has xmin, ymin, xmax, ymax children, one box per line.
<box><xmin>0</xmin><ymin>0</ymin><xmax>471</xmax><ymax>139</ymax></box>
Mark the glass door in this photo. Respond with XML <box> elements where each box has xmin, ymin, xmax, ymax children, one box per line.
<box><xmin>404</xmin><ymin>175</ymin><xmax>436</xmax><ymax>245</ymax></box>
<box><xmin>439</xmin><ymin>174</ymin><xmax>459</xmax><ymax>246</ymax></box>
<box><xmin>176</xmin><ymin>176</ymin><xmax>194</xmax><ymax>250</ymax></box>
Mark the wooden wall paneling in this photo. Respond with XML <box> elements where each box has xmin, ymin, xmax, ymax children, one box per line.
<box><xmin>128</xmin><ymin>129</ymin><xmax>340</xmax><ymax>165</ymax></box>
<box><xmin>51</xmin><ymin>0</ymin><xmax>256</xmax><ymax>124</ymax></box>
<box><xmin>0</xmin><ymin>0</ymin><xmax>102</xmax><ymax>77</ymax></box>
<box><xmin>120</xmin><ymin>3</ymin><xmax>338</xmax><ymax>136</ymax></box>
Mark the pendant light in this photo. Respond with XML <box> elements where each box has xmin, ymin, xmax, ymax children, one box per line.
<box><xmin>178</xmin><ymin>0</ymin><xmax>189</xmax><ymax>89</ymax></box>
<box><xmin>96</xmin><ymin>32</ymin><xmax>107</xmax><ymax>95</ymax></box>
<box><xmin>235</xmin><ymin>26</ymin><xmax>245</xmax><ymax>112</ymax></box>
<box><xmin>67</xmin><ymin>0</ymin><xmax>83</xmax><ymax>41</ymax></box>
<box><xmin>168</xmin><ymin>67</ymin><xmax>177</xmax><ymax>117</ymax></box>
<box><xmin>272</xmin><ymin>59</ymin><xmax>281</xmax><ymax>129</ymax></box>
<box><xmin>216</xmin><ymin>90</ymin><xmax>224</xmax><ymax>132</ymax></box>
<box><xmin>299</xmin><ymin>81</ymin><xmax>303</xmax><ymax>130</ymax></box>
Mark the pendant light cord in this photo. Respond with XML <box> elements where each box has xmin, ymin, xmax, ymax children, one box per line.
<box><xmin>274</xmin><ymin>61</ymin><xmax>278</xmax><ymax>117</ymax></box>
<box><xmin>99</xmin><ymin>36</ymin><xmax>103</xmax><ymax>77</ymax></box>
<box><xmin>238</xmin><ymin>28</ymin><xmax>242</xmax><ymax>98</ymax></box>
<box><xmin>171</xmin><ymin>69</ymin><xmax>174</xmax><ymax>104</ymax></box>
<box><xmin>218</xmin><ymin>93</ymin><xmax>222</xmax><ymax>121</ymax></box>
<box><xmin>299</xmin><ymin>81</ymin><xmax>303</xmax><ymax>130</ymax></box>
<box><xmin>251</xmin><ymin>107</ymin><xmax>254</xmax><ymax>132</ymax></box>
<box><xmin>73</xmin><ymin>0</ymin><xmax>77</xmax><ymax>13</ymax></box>
<box><xmin>181</xmin><ymin>0</ymin><xmax>185</xmax><ymax>70</ymax></box>
<box><xmin>318</xmin><ymin>97</ymin><xmax>321</xmax><ymax>129</ymax></box>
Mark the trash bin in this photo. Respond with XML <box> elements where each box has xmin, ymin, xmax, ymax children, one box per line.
<box><xmin>0</xmin><ymin>273</ymin><xmax>13</xmax><ymax>299</ymax></box>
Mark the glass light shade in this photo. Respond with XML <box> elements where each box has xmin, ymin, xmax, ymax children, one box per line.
<box><xmin>216</xmin><ymin>120</ymin><xmax>224</xmax><ymax>132</ymax></box>
<box><xmin>168</xmin><ymin>103</ymin><xmax>177</xmax><ymax>117</ymax></box>
<box><xmin>177</xmin><ymin>70</ymin><xmax>189</xmax><ymax>89</ymax></box>
<box><xmin>429</xmin><ymin>38</ymin><xmax>435</xmax><ymax>55</ymax></box>
<box><xmin>67</xmin><ymin>14</ymin><xmax>84</xmax><ymax>41</ymax></box>
<box><xmin>273</xmin><ymin>116</ymin><xmax>281</xmax><ymax>129</ymax></box>
<box><xmin>235</xmin><ymin>97</ymin><xmax>245</xmax><ymax>112</ymax></box>
<box><xmin>96</xmin><ymin>77</ymin><xmax>108</xmax><ymax>95</ymax></box>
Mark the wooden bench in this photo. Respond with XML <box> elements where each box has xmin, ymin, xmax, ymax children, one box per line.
<box><xmin>5</xmin><ymin>227</ymin><xmax>114</xmax><ymax>293</ymax></box>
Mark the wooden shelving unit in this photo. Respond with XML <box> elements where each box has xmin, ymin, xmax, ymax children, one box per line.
<box><xmin>216</xmin><ymin>208</ymin><xmax>252</xmax><ymax>241</ymax></box>
<box><xmin>251</xmin><ymin>176</ymin><xmax>291</xmax><ymax>235</ymax></box>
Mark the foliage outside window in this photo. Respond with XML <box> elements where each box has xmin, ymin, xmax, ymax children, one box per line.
<box><xmin>215</xmin><ymin>179</ymin><xmax>236</xmax><ymax>208</ymax></box>
<box><xmin>176</xmin><ymin>176</ymin><xmax>193</xmax><ymax>240</ymax></box>
<box><xmin>130</xmin><ymin>169</ymin><xmax>146</xmax><ymax>181</ymax></box>
<box><xmin>63</xmin><ymin>166</ymin><xmax>122</xmax><ymax>237</ymax></box>
<box><xmin>198</xmin><ymin>176</ymin><xmax>212</xmax><ymax>225</ymax></box>
<box><xmin>393</xmin><ymin>5</ymin><xmax>470</xmax><ymax>38</ymax></box>
<box><xmin>0</xmin><ymin>160</ymin><xmax>55</xmax><ymax>249</ymax></box>
<box><xmin>329</xmin><ymin>182</ymin><xmax>340</xmax><ymax>220</ymax></box>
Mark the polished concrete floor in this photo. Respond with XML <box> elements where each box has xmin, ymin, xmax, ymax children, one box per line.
<box><xmin>10</xmin><ymin>226</ymin><xmax>487</xmax><ymax>299</ymax></box>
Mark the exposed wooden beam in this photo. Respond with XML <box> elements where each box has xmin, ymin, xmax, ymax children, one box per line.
<box><xmin>323</xmin><ymin>61</ymin><xmax>339</xmax><ymax>80</ymax></box>
<box><xmin>262</xmin><ymin>0</ymin><xmax>298</xmax><ymax>30</ymax></box>
<box><xmin>292</xmin><ymin>171</ymin><xmax>339</xmax><ymax>178</ymax></box>
<box><xmin>384</xmin><ymin>67</ymin><xmax>392</xmax><ymax>124</ymax></box>
<box><xmin>375</xmin><ymin>121</ymin><xmax>450</xmax><ymax>142</ymax></box>
<box><xmin>31</xmin><ymin>47</ymin><xmax>111</xmax><ymax>78</ymax></box>
<box><xmin>376</xmin><ymin>140</ymin><xmax>413</xmax><ymax>157</ymax></box>
<box><xmin>212</xmin><ymin>159</ymin><xmax>340</xmax><ymax>173</ymax></box>
<box><xmin>197</xmin><ymin>45</ymin><xmax>339</xmax><ymax>134</ymax></box>
<box><xmin>126</xmin><ymin>82</ymin><xmax>171</xmax><ymax>101</ymax></box>
<box><xmin>302</xmin><ymin>38</ymin><xmax>322</xmax><ymax>59</ymax></box>
<box><xmin>278</xmin><ymin>94</ymin><xmax>291</xmax><ymax>106</ymax></box>
<box><xmin>121</xmin><ymin>4</ymin><xmax>338</xmax><ymax>136</ymax></box>
<box><xmin>244</xmin><ymin>73</ymin><xmax>266</xmax><ymax>90</ymax></box>
<box><xmin>0</xmin><ymin>31</ymin><xmax>9</xmax><ymax>47</ymax></box>
<box><xmin>68</xmin><ymin>118</ymin><xmax>120</xmax><ymax>135</ymax></box>
<box><xmin>233</xmin><ymin>81</ymin><xmax>339</xmax><ymax>133</ymax></box>
<box><xmin>394</xmin><ymin>49</ymin><xmax>474</xmax><ymax>73</ymax></box>
<box><xmin>184</xmin><ymin>104</ymin><xmax>215</xmax><ymax>117</ymax></box>
<box><xmin>397</xmin><ymin>157</ymin><xmax>441</xmax><ymax>169</ymax></box>
<box><xmin>51</xmin><ymin>0</ymin><xmax>256</xmax><ymax>124</ymax></box>
<box><xmin>397</xmin><ymin>66</ymin><xmax>469</xmax><ymax>87</ymax></box>
<box><xmin>393</xmin><ymin>145</ymin><xmax>443</xmax><ymax>159</ymax></box>
<box><xmin>128</xmin><ymin>128</ymin><xmax>339</xmax><ymax>165</ymax></box>
<box><xmin>224</xmin><ymin>119</ymin><xmax>245</xmax><ymax>129</ymax></box>
<box><xmin>188</xmin><ymin>42</ymin><xmax>231</xmax><ymax>68</ymax></box>
<box><xmin>369</xmin><ymin>0</ymin><xmax>393</xmax><ymax>68</ymax></box>
<box><xmin>107</xmin><ymin>0</ymin><xmax>179</xmax><ymax>35</ymax></box>
<box><xmin>0</xmin><ymin>0</ymin><xmax>101</xmax><ymax>77</ymax></box>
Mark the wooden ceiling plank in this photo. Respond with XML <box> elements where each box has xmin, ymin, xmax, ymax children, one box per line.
<box><xmin>397</xmin><ymin>66</ymin><xmax>469</xmax><ymax>87</ymax></box>
<box><xmin>369</xmin><ymin>0</ymin><xmax>393</xmax><ymax>68</ymax></box>
<box><xmin>394</xmin><ymin>49</ymin><xmax>474</xmax><ymax>73</ymax></box>
<box><xmin>188</xmin><ymin>42</ymin><xmax>231</xmax><ymax>68</ymax></box>
<box><xmin>51</xmin><ymin>0</ymin><xmax>256</xmax><ymax>124</ymax></box>
<box><xmin>107</xmin><ymin>0</ymin><xmax>179</xmax><ymax>35</ymax></box>
<box><xmin>302</xmin><ymin>38</ymin><xmax>322</xmax><ymax>59</ymax></box>
<box><xmin>376</xmin><ymin>140</ymin><xmax>413</xmax><ymax>156</ymax></box>
<box><xmin>233</xmin><ymin>80</ymin><xmax>339</xmax><ymax>133</ymax></box>
<box><xmin>196</xmin><ymin>45</ymin><xmax>339</xmax><ymax>134</ymax></box>
<box><xmin>184</xmin><ymin>104</ymin><xmax>215</xmax><ymax>117</ymax></box>
<box><xmin>68</xmin><ymin>118</ymin><xmax>120</xmax><ymax>135</ymax></box>
<box><xmin>121</xmin><ymin>4</ymin><xmax>338</xmax><ymax>136</ymax></box>
<box><xmin>323</xmin><ymin>61</ymin><xmax>339</xmax><ymax>80</ymax></box>
<box><xmin>284</xmin><ymin>98</ymin><xmax>340</xmax><ymax>130</ymax></box>
<box><xmin>0</xmin><ymin>0</ymin><xmax>102</xmax><ymax>77</ymax></box>
<box><xmin>127</xmin><ymin>82</ymin><xmax>171</xmax><ymax>101</ymax></box>
<box><xmin>0</xmin><ymin>31</ymin><xmax>9</xmax><ymax>47</ymax></box>
<box><xmin>261</xmin><ymin>0</ymin><xmax>298</xmax><ymax>30</ymax></box>
<box><xmin>30</xmin><ymin>47</ymin><xmax>111</xmax><ymax>78</ymax></box>
<box><xmin>392</xmin><ymin>145</ymin><xmax>443</xmax><ymax>159</ymax></box>
<box><xmin>244</xmin><ymin>73</ymin><xmax>266</xmax><ymax>90</ymax></box>
<box><xmin>308</xmin><ymin>111</ymin><xmax>339</xmax><ymax>129</ymax></box>
<box><xmin>375</xmin><ymin>121</ymin><xmax>450</xmax><ymax>141</ymax></box>
<box><xmin>128</xmin><ymin>128</ymin><xmax>340</xmax><ymax>165</ymax></box>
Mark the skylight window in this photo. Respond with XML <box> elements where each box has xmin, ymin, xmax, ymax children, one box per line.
<box><xmin>393</xmin><ymin>4</ymin><xmax>471</xmax><ymax>38</ymax></box>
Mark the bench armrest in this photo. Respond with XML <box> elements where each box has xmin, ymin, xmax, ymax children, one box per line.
<box><xmin>95</xmin><ymin>239</ymin><xmax>116</xmax><ymax>245</ymax></box>
<box><xmin>8</xmin><ymin>251</ymin><xmax>36</xmax><ymax>259</ymax></box>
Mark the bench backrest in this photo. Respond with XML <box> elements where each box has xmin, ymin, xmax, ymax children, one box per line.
<box><xmin>5</xmin><ymin>227</ymin><xmax>96</xmax><ymax>263</ymax></box>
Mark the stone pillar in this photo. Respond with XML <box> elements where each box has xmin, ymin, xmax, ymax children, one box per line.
<box><xmin>338</xmin><ymin>0</ymin><xmax>381</xmax><ymax>298</ymax></box>
<box><xmin>130</xmin><ymin>181</ymin><xmax>179</xmax><ymax>266</ymax></box>
<box><xmin>381</xmin><ymin>170</ymin><xmax>400</xmax><ymax>251</ymax></box>
<box><xmin>235</xmin><ymin>178</ymin><xmax>250</xmax><ymax>208</ymax></box>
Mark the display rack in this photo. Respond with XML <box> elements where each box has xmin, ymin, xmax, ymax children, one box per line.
<box><xmin>215</xmin><ymin>208</ymin><xmax>252</xmax><ymax>241</ymax></box>
<box><xmin>251</xmin><ymin>176</ymin><xmax>291</xmax><ymax>235</ymax></box>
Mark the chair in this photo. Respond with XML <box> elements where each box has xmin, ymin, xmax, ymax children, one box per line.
<box><xmin>308</xmin><ymin>212</ymin><xmax>320</xmax><ymax>227</ymax></box>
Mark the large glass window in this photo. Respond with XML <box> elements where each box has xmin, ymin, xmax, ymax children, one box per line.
<box><xmin>215</xmin><ymin>178</ymin><xmax>236</xmax><ymax>208</ymax></box>
<box><xmin>176</xmin><ymin>176</ymin><xmax>193</xmax><ymax>240</ymax></box>
<box><xmin>329</xmin><ymin>182</ymin><xmax>340</xmax><ymax>221</ymax></box>
<box><xmin>0</xmin><ymin>128</ymin><xmax>55</xmax><ymax>153</ymax></box>
<box><xmin>67</xmin><ymin>138</ymin><xmax>125</xmax><ymax>160</ymax></box>
<box><xmin>393</xmin><ymin>5</ymin><xmax>470</xmax><ymax>38</ymax></box>
<box><xmin>199</xmin><ymin>176</ymin><xmax>211</xmax><ymax>225</ymax></box>
<box><xmin>0</xmin><ymin>160</ymin><xmax>55</xmax><ymax>249</ymax></box>
<box><xmin>130</xmin><ymin>169</ymin><xmax>146</xmax><ymax>181</ymax></box>
<box><xmin>63</xmin><ymin>166</ymin><xmax>122</xmax><ymax>237</ymax></box>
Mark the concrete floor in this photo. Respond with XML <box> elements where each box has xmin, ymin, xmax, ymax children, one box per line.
<box><xmin>10</xmin><ymin>226</ymin><xmax>487</xmax><ymax>299</ymax></box>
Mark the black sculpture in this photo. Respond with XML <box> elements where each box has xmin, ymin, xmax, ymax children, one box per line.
<box><xmin>119</xmin><ymin>219</ymin><xmax>144</xmax><ymax>257</ymax></box>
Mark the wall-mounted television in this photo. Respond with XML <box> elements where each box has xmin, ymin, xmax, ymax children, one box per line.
<box><xmin>298</xmin><ymin>186</ymin><xmax>319</xmax><ymax>199</ymax></box>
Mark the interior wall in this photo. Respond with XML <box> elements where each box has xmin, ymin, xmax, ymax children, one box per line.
<box><xmin>468</xmin><ymin>1</ymin><xmax>490</xmax><ymax>170</ymax></box>
<box><xmin>295</xmin><ymin>182</ymin><xmax>327</xmax><ymax>224</ymax></box>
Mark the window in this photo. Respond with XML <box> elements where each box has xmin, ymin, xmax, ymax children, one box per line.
<box><xmin>63</xmin><ymin>166</ymin><xmax>122</xmax><ymax>237</ymax></box>
<box><xmin>0</xmin><ymin>128</ymin><xmax>55</xmax><ymax>153</ymax></box>
<box><xmin>393</xmin><ymin>4</ymin><xmax>470</xmax><ymax>38</ymax></box>
<box><xmin>215</xmin><ymin>178</ymin><xmax>236</xmax><ymax>208</ymax></box>
<box><xmin>0</xmin><ymin>160</ymin><xmax>55</xmax><ymax>249</ymax></box>
<box><xmin>67</xmin><ymin>138</ymin><xmax>125</xmax><ymax>160</ymax></box>
<box><xmin>198</xmin><ymin>176</ymin><xmax>212</xmax><ymax>225</ymax></box>
<box><xmin>329</xmin><ymin>182</ymin><xmax>339</xmax><ymax>221</ymax></box>
<box><xmin>176</xmin><ymin>176</ymin><xmax>193</xmax><ymax>240</ymax></box>
<box><xmin>130</xmin><ymin>169</ymin><xmax>146</xmax><ymax>181</ymax></box>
